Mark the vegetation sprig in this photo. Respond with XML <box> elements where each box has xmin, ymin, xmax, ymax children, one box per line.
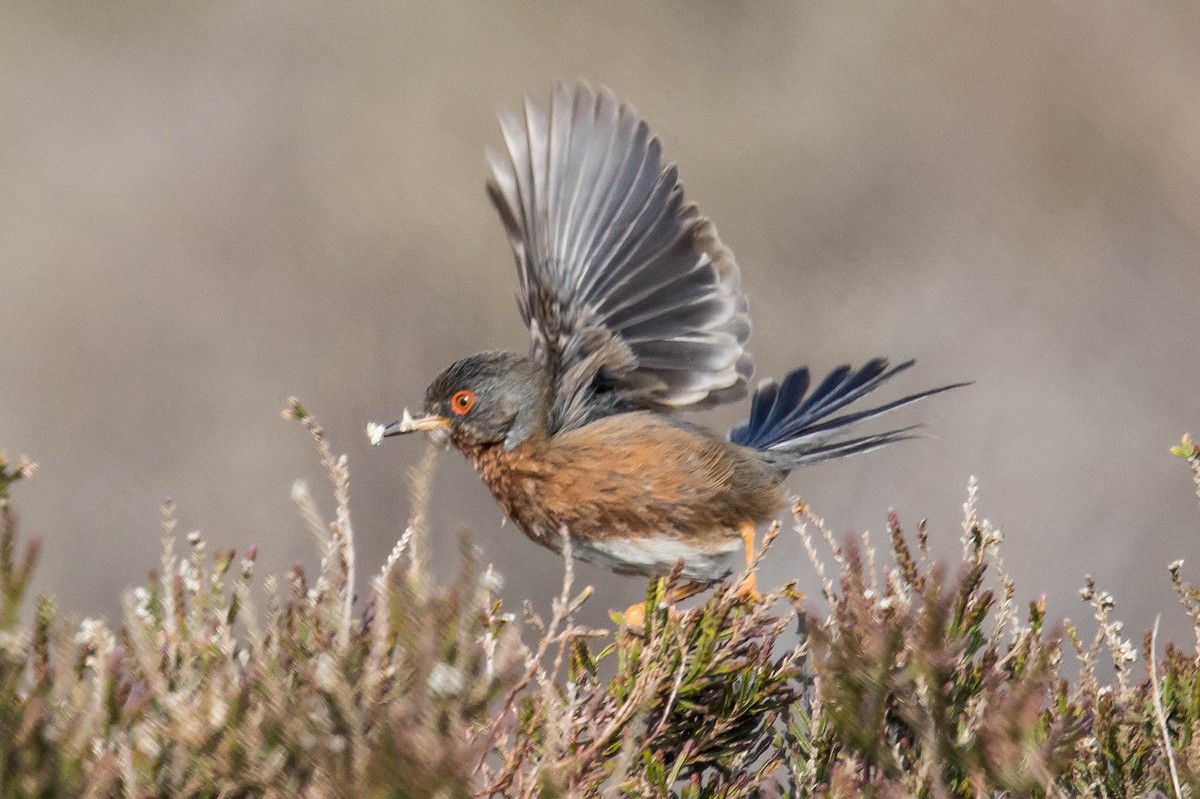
<box><xmin>0</xmin><ymin>407</ymin><xmax>1198</xmax><ymax>797</ymax></box>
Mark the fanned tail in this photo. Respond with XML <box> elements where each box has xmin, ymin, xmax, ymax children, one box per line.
<box><xmin>728</xmin><ymin>358</ymin><xmax>968</xmax><ymax>470</ymax></box>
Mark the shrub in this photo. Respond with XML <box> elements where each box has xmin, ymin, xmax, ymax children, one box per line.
<box><xmin>0</xmin><ymin>411</ymin><xmax>1197</xmax><ymax>797</ymax></box>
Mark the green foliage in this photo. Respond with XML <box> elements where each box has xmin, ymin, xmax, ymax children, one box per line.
<box><xmin>794</xmin><ymin>510</ymin><xmax>1077</xmax><ymax>796</ymax></box>
<box><xmin>1174</xmin><ymin>434</ymin><xmax>1200</xmax><ymax>510</ymax></box>
<box><xmin>0</xmin><ymin>451</ymin><xmax>35</xmax><ymax>504</ymax></box>
<box><xmin>0</xmin><ymin>420</ymin><xmax>1199</xmax><ymax>797</ymax></box>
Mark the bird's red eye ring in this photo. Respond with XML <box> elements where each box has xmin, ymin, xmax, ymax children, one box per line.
<box><xmin>450</xmin><ymin>390</ymin><xmax>476</xmax><ymax>416</ymax></box>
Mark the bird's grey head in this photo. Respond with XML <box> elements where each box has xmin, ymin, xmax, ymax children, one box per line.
<box><xmin>368</xmin><ymin>351</ymin><xmax>546</xmax><ymax>452</ymax></box>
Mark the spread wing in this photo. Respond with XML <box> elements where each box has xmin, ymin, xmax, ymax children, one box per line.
<box><xmin>486</xmin><ymin>82</ymin><xmax>754</xmax><ymax>434</ymax></box>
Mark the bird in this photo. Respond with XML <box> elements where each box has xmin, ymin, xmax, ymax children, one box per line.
<box><xmin>368</xmin><ymin>82</ymin><xmax>966</xmax><ymax>620</ymax></box>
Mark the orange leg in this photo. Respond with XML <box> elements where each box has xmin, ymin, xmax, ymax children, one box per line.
<box><xmin>735</xmin><ymin>521</ymin><xmax>763</xmax><ymax>602</ymax></box>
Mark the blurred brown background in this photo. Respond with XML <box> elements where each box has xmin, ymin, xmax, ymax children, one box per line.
<box><xmin>2</xmin><ymin>2</ymin><xmax>1198</xmax><ymax>642</ymax></box>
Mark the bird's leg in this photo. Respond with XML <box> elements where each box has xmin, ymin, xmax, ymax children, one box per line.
<box><xmin>621</xmin><ymin>580</ymin><xmax>707</xmax><ymax>627</ymax></box>
<box><xmin>734</xmin><ymin>521</ymin><xmax>763</xmax><ymax>602</ymax></box>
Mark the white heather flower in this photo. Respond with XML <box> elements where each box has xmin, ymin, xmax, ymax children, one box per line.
<box><xmin>179</xmin><ymin>561</ymin><xmax>201</xmax><ymax>594</ymax></box>
<box><xmin>291</xmin><ymin>479</ymin><xmax>308</xmax><ymax>503</ymax></box>
<box><xmin>482</xmin><ymin>566</ymin><xmax>504</xmax><ymax>593</ymax></box>
<box><xmin>75</xmin><ymin>617</ymin><xmax>102</xmax><ymax>646</ymax></box>
<box><xmin>383</xmin><ymin>529</ymin><xmax>412</xmax><ymax>574</ymax></box>
<box><xmin>427</xmin><ymin>663</ymin><xmax>465</xmax><ymax>696</ymax></box>
<box><xmin>1170</xmin><ymin>559</ymin><xmax>1185</xmax><ymax>573</ymax></box>
<box><xmin>133</xmin><ymin>587</ymin><xmax>152</xmax><ymax>622</ymax></box>
<box><xmin>76</xmin><ymin>616</ymin><xmax>116</xmax><ymax>662</ymax></box>
<box><xmin>314</xmin><ymin>653</ymin><xmax>338</xmax><ymax>692</ymax></box>
<box><xmin>186</xmin><ymin>530</ymin><xmax>202</xmax><ymax>547</ymax></box>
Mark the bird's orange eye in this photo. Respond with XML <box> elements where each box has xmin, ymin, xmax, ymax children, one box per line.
<box><xmin>450</xmin><ymin>390</ymin><xmax>476</xmax><ymax>416</ymax></box>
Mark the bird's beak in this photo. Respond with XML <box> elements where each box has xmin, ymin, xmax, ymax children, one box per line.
<box><xmin>366</xmin><ymin>409</ymin><xmax>450</xmax><ymax>446</ymax></box>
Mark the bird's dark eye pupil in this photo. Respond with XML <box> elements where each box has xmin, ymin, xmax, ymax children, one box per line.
<box><xmin>450</xmin><ymin>389</ymin><xmax>475</xmax><ymax>415</ymax></box>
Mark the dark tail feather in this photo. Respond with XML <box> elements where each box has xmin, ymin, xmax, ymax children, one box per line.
<box><xmin>757</xmin><ymin>426</ymin><xmax>922</xmax><ymax>469</ymax></box>
<box><xmin>729</xmin><ymin>359</ymin><xmax>968</xmax><ymax>469</ymax></box>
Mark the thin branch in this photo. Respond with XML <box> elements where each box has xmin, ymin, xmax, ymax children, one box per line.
<box><xmin>1149</xmin><ymin>615</ymin><xmax>1183</xmax><ymax>799</ymax></box>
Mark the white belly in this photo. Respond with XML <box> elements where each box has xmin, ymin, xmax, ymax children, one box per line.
<box><xmin>573</xmin><ymin>535</ymin><xmax>742</xmax><ymax>583</ymax></box>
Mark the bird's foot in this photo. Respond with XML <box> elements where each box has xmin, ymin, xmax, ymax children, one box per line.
<box><xmin>621</xmin><ymin>601</ymin><xmax>647</xmax><ymax>628</ymax></box>
<box><xmin>619</xmin><ymin>601</ymin><xmax>680</xmax><ymax>628</ymax></box>
<box><xmin>618</xmin><ymin>580</ymin><xmax>707</xmax><ymax>628</ymax></box>
<box><xmin>619</xmin><ymin>597</ymin><xmax>689</xmax><ymax>628</ymax></box>
<box><xmin>733</xmin><ymin>572</ymin><xmax>763</xmax><ymax>604</ymax></box>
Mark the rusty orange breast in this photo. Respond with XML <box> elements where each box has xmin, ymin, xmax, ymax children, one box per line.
<box><xmin>464</xmin><ymin>413</ymin><xmax>784</xmax><ymax>550</ymax></box>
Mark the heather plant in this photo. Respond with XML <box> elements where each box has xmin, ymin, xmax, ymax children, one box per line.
<box><xmin>0</xmin><ymin>409</ymin><xmax>1199</xmax><ymax>797</ymax></box>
